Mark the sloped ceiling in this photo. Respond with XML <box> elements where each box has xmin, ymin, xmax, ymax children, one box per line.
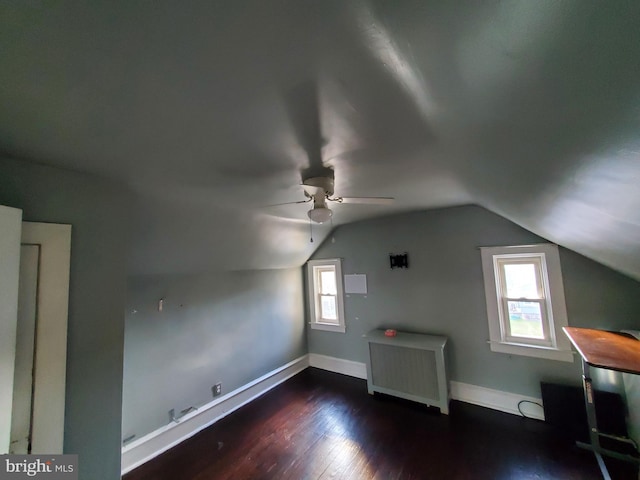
<box><xmin>1</xmin><ymin>1</ymin><xmax>639</xmax><ymax>278</ymax></box>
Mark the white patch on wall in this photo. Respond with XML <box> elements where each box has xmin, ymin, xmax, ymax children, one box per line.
<box><xmin>344</xmin><ymin>274</ymin><xmax>367</xmax><ymax>294</ymax></box>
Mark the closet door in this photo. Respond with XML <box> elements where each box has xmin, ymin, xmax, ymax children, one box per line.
<box><xmin>0</xmin><ymin>205</ymin><xmax>22</xmax><ymax>454</ymax></box>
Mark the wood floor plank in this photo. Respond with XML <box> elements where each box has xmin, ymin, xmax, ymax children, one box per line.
<box><xmin>124</xmin><ymin>368</ymin><xmax>638</xmax><ymax>480</ymax></box>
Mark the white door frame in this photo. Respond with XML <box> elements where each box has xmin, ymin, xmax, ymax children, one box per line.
<box><xmin>21</xmin><ymin>222</ymin><xmax>71</xmax><ymax>454</ymax></box>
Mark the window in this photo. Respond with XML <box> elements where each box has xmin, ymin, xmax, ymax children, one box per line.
<box><xmin>480</xmin><ymin>244</ymin><xmax>573</xmax><ymax>362</ymax></box>
<box><xmin>307</xmin><ymin>259</ymin><xmax>345</xmax><ymax>333</ymax></box>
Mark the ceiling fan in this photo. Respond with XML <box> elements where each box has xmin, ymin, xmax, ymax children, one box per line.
<box><xmin>271</xmin><ymin>81</ymin><xmax>393</xmax><ymax>223</ymax></box>
<box><xmin>272</xmin><ymin>167</ymin><xmax>395</xmax><ymax>223</ymax></box>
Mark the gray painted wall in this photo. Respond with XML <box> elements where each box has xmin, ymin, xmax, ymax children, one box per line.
<box><xmin>0</xmin><ymin>157</ymin><xmax>129</xmax><ymax>480</ymax></box>
<box><xmin>122</xmin><ymin>268</ymin><xmax>305</xmax><ymax>439</ymax></box>
<box><xmin>307</xmin><ymin>205</ymin><xmax>640</xmax><ymax>398</ymax></box>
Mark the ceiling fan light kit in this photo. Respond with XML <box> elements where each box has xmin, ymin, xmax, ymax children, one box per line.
<box><xmin>307</xmin><ymin>206</ymin><xmax>333</xmax><ymax>224</ymax></box>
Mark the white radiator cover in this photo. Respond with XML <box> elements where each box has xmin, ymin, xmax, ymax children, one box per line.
<box><xmin>365</xmin><ymin>329</ymin><xmax>449</xmax><ymax>414</ymax></box>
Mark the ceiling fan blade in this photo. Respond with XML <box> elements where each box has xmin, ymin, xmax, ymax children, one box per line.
<box><xmin>333</xmin><ymin>196</ymin><xmax>395</xmax><ymax>205</ymax></box>
<box><xmin>263</xmin><ymin>198</ymin><xmax>311</xmax><ymax>207</ymax></box>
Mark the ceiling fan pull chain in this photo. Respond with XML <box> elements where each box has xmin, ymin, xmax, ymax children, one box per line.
<box><xmin>330</xmin><ymin>216</ymin><xmax>335</xmax><ymax>243</ymax></box>
<box><xmin>309</xmin><ymin>218</ymin><xmax>314</xmax><ymax>243</ymax></box>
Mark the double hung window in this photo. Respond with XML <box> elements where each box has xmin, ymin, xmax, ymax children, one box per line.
<box><xmin>480</xmin><ymin>244</ymin><xmax>573</xmax><ymax>362</ymax></box>
<box><xmin>307</xmin><ymin>259</ymin><xmax>345</xmax><ymax>333</ymax></box>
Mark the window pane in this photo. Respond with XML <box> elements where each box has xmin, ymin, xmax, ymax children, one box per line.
<box><xmin>503</xmin><ymin>263</ymin><xmax>539</xmax><ymax>298</ymax></box>
<box><xmin>320</xmin><ymin>270</ymin><xmax>337</xmax><ymax>295</ymax></box>
<box><xmin>507</xmin><ymin>301</ymin><xmax>544</xmax><ymax>339</ymax></box>
<box><xmin>320</xmin><ymin>295</ymin><xmax>337</xmax><ymax>322</ymax></box>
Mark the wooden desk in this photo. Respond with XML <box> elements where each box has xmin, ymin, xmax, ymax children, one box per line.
<box><xmin>563</xmin><ymin>327</ymin><xmax>640</xmax><ymax>480</ymax></box>
<box><xmin>565</xmin><ymin>327</ymin><xmax>640</xmax><ymax>374</ymax></box>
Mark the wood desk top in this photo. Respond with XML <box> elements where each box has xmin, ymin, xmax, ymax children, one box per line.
<box><xmin>563</xmin><ymin>327</ymin><xmax>640</xmax><ymax>375</ymax></box>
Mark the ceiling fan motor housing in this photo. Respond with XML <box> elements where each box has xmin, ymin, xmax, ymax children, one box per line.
<box><xmin>302</xmin><ymin>176</ymin><xmax>335</xmax><ymax>198</ymax></box>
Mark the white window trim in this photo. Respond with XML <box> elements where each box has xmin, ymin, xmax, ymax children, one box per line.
<box><xmin>480</xmin><ymin>244</ymin><xmax>574</xmax><ymax>362</ymax></box>
<box><xmin>307</xmin><ymin>258</ymin><xmax>346</xmax><ymax>333</ymax></box>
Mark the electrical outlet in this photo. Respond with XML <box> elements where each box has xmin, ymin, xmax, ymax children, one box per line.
<box><xmin>213</xmin><ymin>383</ymin><xmax>222</xmax><ymax>397</ymax></box>
<box><xmin>169</xmin><ymin>409</ymin><xmax>177</xmax><ymax>423</ymax></box>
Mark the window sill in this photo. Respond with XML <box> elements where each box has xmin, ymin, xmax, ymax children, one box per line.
<box><xmin>488</xmin><ymin>341</ymin><xmax>574</xmax><ymax>362</ymax></box>
<box><xmin>310</xmin><ymin>322</ymin><xmax>345</xmax><ymax>333</ymax></box>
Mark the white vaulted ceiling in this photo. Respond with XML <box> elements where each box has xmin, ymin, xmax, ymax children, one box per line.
<box><xmin>1</xmin><ymin>1</ymin><xmax>639</xmax><ymax>278</ymax></box>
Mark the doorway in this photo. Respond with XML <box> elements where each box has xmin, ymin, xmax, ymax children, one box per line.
<box><xmin>0</xmin><ymin>212</ymin><xmax>71</xmax><ymax>454</ymax></box>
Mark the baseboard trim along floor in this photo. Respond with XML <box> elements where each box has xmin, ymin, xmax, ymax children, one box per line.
<box><xmin>121</xmin><ymin>355</ymin><xmax>309</xmax><ymax>475</ymax></box>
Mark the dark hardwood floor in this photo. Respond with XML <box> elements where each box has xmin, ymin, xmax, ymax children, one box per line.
<box><xmin>124</xmin><ymin>368</ymin><xmax>638</xmax><ymax>479</ymax></box>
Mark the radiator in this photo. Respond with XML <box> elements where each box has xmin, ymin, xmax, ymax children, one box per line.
<box><xmin>365</xmin><ymin>329</ymin><xmax>449</xmax><ymax>414</ymax></box>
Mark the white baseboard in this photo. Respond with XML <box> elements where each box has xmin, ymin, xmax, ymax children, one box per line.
<box><xmin>121</xmin><ymin>355</ymin><xmax>309</xmax><ymax>475</ymax></box>
<box><xmin>308</xmin><ymin>353</ymin><xmax>367</xmax><ymax>379</ymax></box>
<box><xmin>450</xmin><ymin>381</ymin><xmax>545</xmax><ymax>420</ymax></box>
<box><xmin>307</xmin><ymin>353</ymin><xmax>545</xmax><ymax>420</ymax></box>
